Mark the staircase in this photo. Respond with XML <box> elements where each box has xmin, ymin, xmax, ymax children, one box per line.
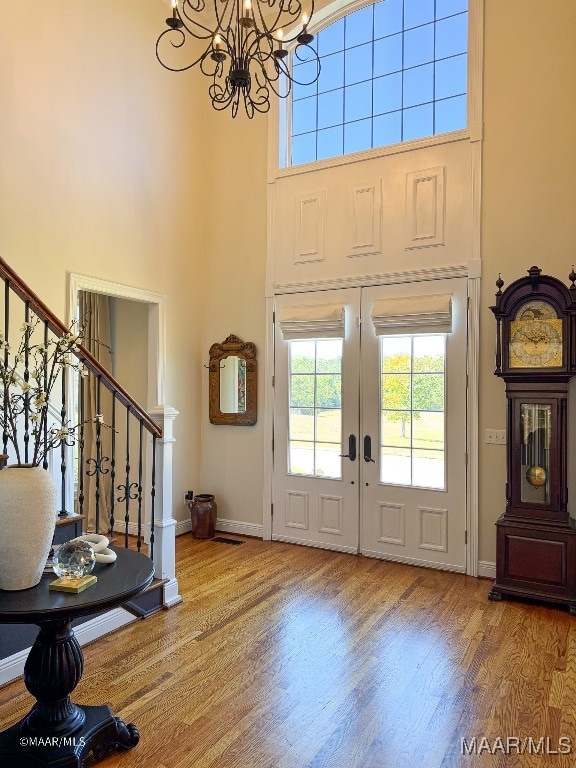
<box><xmin>0</xmin><ymin>257</ymin><xmax>181</xmax><ymax>685</ymax></box>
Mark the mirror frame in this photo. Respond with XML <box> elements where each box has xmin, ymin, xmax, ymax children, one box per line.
<box><xmin>209</xmin><ymin>334</ymin><xmax>257</xmax><ymax>426</ymax></box>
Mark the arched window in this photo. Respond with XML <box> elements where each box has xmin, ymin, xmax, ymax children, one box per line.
<box><xmin>286</xmin><ymin>0</ymin><xmax>468</xmax><ymax>167</ymax></box>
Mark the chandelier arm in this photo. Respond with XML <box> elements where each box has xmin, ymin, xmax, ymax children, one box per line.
<box><xmin>156</xmin><ymin>30</ymin><xmax>214</xmax><ymax>72</ymax></box>
<box><xmin>180</xmin><ymin>0</ymin><xmax>215</xmax><ymax>37</ymax></box>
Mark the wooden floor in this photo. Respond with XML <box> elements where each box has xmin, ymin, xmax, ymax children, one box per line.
<box><xmin>1</xmin><ymin>536</ymin><xmax>576</xmax><ymax>767</ymax></box>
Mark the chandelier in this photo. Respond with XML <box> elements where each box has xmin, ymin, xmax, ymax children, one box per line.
<box><xmin>156</xmin><ymin>0</ymin><xmax>321</xmax><ymax>118</ymax></box>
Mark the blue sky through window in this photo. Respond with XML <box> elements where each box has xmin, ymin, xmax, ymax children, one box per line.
<box><xmin>289</xmin><ymin>0</ymin><xmax>468</xmax><ymax>167</ymax></box>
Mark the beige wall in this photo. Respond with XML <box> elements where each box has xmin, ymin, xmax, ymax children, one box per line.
<box><xmin>2</xmin><ymin>0</ymin><xmax>576</xmax><ymax>557</ymax></box>
<box><xmin>479</xmin><ymin>0</ymin><xmax>576</xmax><ymax>562</ymax></box>
<box><xmin>0</xmin><ymin>0</ymin><xmax>206</xmax><ymax>521</ymax></box>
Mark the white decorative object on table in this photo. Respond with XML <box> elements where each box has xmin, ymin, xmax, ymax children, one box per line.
<box><xmin>0</xmin><ymin>466</ymin><xmax>57</xmax><ymax>590</ymax></box>
<box><xmin>71</xmin><ymin>534</ymin><xmax>117</xmax><ymax>564</ymax></box>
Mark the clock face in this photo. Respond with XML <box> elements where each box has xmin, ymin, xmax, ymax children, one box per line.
<box><xmin>509</xmin><ymin>300</ymin><xmax>563</xmax><ymax>369</ymax></box>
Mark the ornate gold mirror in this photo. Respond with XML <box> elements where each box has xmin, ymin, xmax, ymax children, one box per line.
<box><xmin>209</xmin><ymin>335</ymin><xmax>257</xmax><ymax>425</ymax></box>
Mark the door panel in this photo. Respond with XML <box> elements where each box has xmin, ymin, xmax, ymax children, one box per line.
<box><xmin>272</xmin><ymin>288</ymin><xmax>361</xmax><ymax>552</ymax></box>
<box><xmin>360</xmin><ymin>279</ymin><xmax>467</xmax><ymax>571</ymax></box>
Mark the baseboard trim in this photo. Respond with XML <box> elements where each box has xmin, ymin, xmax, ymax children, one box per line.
<box><xmin>478</xmin><ymin>561</ymin><xmax>496</xmax><ymax>580</ymax></box>
<box><xmin>176</xmin><ymin>518</ymin><xmax>263</xmax><ymax>539</ymax></box>
<box><xmin>0</xmin><ymin>608</ymin><xmax>136</xmax><ymax>688</ymax></box>
<box><xmin>272</xmin><ymin>534</ymin><xmax>358</xmax><ymax>554</ymax></box>
<box><xmin>361</xmin><ymin>549</ymin><xmax>466</xmax><ymax>573</ymax></box>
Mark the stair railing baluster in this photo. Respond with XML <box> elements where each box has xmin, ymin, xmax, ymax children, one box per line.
<box><xmin>109</xmin><ymin>392</ymin><xmax>116</xmax><ymax>537</ymax></box>
<box><xmin>94</xmin><ymin>376</ymin><xmax>102</xmax><ymax>534</ymax></box>
<box><xmin>23</xmin><ymin>302</ymin><xmax>30</xmax><ymax>464</ymax></box>
<box><xmin>150</xmin><ymin>434</ymin><xmax>156</xmax><ymax>561</ymax></box>
<box><xmin>3</xmin><ymin>280</ymin><xmax>10</xmax><ymax>456</ymax></box>
<box><xmin>78</xmin><ymin>375</ymin><xmax>85</xmax><ymax>515</ymax></box>
<box><xmin>58</xmin><ymin>354</ymin><xmax>67</xmax><ymax>517</ymax></box>
<box><xmin>124</xmin><ymin>407</ymin><xmax>130</xmax><ymax>547</ymax></box>
<box><xmin>42</xmin><ymin>323</ymin><xmax>49</xmax><ymax>470</ymax></box>
<box><xmin>137</xmin><ymin>420</ymin><xmax>143</xmax><ymax>552</ymax></box>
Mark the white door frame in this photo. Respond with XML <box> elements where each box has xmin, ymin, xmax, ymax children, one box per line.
<box><xmin>67</xmin><ymin>272</ymin><xmax>167</xmax><ymax>539</ymax></box>
<box><xmin>262</xmin><ymin>264</ymin><xmax>481</xmax><ymax>577</ymax></box>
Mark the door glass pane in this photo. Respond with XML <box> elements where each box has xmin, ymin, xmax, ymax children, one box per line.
<box><xmin>381</xmin><ymin>447</ymin><xmax>411</xmax><ymax>485</ymax></box>
<box><xmin>289</xmin><ymin>339</ymin><xmax>343</xmax><ymax>478</ymax></box>
<box><xmin>380</xmin><ymin>335</ymin><xmax>446</xmax><ymax>489</ymax></box>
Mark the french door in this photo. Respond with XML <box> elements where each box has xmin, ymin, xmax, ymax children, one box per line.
<box><xmin>272</xmin><ymin>278</ymin><xmax>468</xmax><ymax>572</ymax></box>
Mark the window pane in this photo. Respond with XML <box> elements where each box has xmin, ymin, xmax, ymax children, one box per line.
<box><xmin>290</xmin><ymin>375</ymin><xmax>314</xmax><ymax>407</ymax></box>
<box><xmin>317</xmin><ymin>52</ymin><xmax>345</xmax><ymax>93</ymax></box>
<box><xmin>404</xmin><ymin>24</ymin><xmax>434</xmax><ymax>68</ymax></box>
<box><xmin>435</xmin><ymin>95</ymin><xmax>466</xmax><ymax>133</ymax></box>
<box><xmin>315</xmin><ymin>444</ymin><xmax>341</xmax><ymax>478</ymax></box>
<box><xmin>317</xmin><ymin>18</ymin><xmax>345</xmax><ymax>56</ymax></box>
<box><xmin>413</xmin><ymin>411</ymin><xmax>444</xmax><ymax>450</ymax></box>
<box><xmin>413</xmin><ymin>335</ymin><xmax>445</xmax><ymax>372</ymax></box>
<box><xmin>316</xmin><ymin>340</ymin><xmax>342</xmax><ymax>373</ymax></box>
<box><xmin>382</xmin><ymin>374</ymin><xmax>411</xmax><ymax>410</ymax></box>
<box><xmin>291</xmin><ymin>340</ymin><xmax>315</xmax><ymax>372</ymax></box>
<box><xmin>436</xmin><ymin>0</ymin><xmax>468</xmax><ymax>19</ymax></box>
<box><xmin>382</xmin><ymin>411</ymin><xmax>411</xmax><ymax>448</ymax></box>
<box><xmin>403</xmin><ymin>103</ymin><xmax>434</xmax><ymax>140</ymax></box>
<box><xmin>344</xmin><ymin>119</ymin><xmax>372</xmax><ymax>154</ymax></box>
<box><xmin>316</xmin><ymin>409</ymin><xmax>341</xmax><ymax>443</ymax></box>
<box><xmin>412</xmin><ymin>374</ymin><xmax>444</xmax><ymax>411</ymax></box>
<box><xmin>374</xmin><ymin>34</ymin><xmax>402</xmax><ymax>77</ymax></box>
<box><xmin>381</xmin><ymin>447</ymin><xmax>411</xmax><ymax>485</ymax></box>
<box><xmin>292</xmin><ymin>96</ymin><xmax>317</xmax><ymax>134</ymax></box>
<box><xmin>404</xmin><ymin>0</ymin><xmax>434</xmax><ymax>29</ymax></box>
<box><xmin>345</xmin><ymin>81</ymin><xmax>372</xmax><ymax>122</ymax></box>
<box><xmin>374</xmin><ymin>0</ymin><xmax>403</xmax><ymax>38</ymax></box>
<box><xmin>382</xmin><ymin>336</ymin><xmax>411</xmax><ymax>372</ymax></box>
<box><xmin>291</xmin><ymin>133</ymin><xmax>316</xmax><ymax>166</ymax></box>
<box><xmin>293</xmin><ymin>60</ymin><xmax>320</xmax><ymax>100</ymax></box>
<box><xmin>318</xmin><ymin>89</ymin><xmax>344</xmax><ymax>129</ymax></box>
<box><xmin>289</xmin><ymin>441</ymin><xmax>314</xmax><ymax>475</ymax></box>
<box><xmin>435</xmin><ymin>14</ymin><xmax>468</xmax><ymax>59</ymax></box>
<box><xmin>289</xmin><ymin>408</ymin><xmax>314</xmax><ymax>440</ymax></box>
<box><xmin>345</xmin><ymin>5</ymin><xmax>374</xmax><ymax>48</ymax></box>
<box><xmin>317</xmin><ymin>125</ymin><xmax>343</xmax><ymax>160</ymax></box>
<box><xmin>412</xmin><ymin>449</ymin><xmax>444</xmax><ymax>488</ymax></box>
<box><xmin>345</xmin><ymin>43</ymin><xmax>373</xmax><ymax>86</ymax></box>
<box><xmin>373</xmin><ymin>112</ymin><xmax>402</xmax><ymax>146</ymax></box>
<box><xmin>403</xmin><ymin>63</ymin><xmax>434</xmax><ymax>108</ymax></box>
<box><xmin>435</xmin><ymin>54</ymin><xmax>467</xmax><ymax>99</ymax></box>
<box><xmin>316</xmin><ymin>375</ymin><xmax>341</xmax><ymax>408</ymax></box>
<box><xmin>373</xmin><ymin>73</ymin><xmax>402</xmax><ymax>114</ymax></box>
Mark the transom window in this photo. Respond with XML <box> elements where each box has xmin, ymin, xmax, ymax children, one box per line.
<box><xmin>288</xmin><ymin>0</ymin><xmax>468</xmax><ymax>167</ymax></box>
<box><xmin>288</xmin><ymin>339</ymin><xmax>343</xmax><ymax>478</ymax></box>
<box><xmin>380</xmin><ymin>334</ymin><xmax>446</xmax><ymax>489</ymax></box>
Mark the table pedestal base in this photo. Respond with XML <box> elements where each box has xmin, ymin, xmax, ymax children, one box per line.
<box><xmin>0</xmin><ymin>704</ymin><xmax>139</xmax><ymax>767</ymax></box>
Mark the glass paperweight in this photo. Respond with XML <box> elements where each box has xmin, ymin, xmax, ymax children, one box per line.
<box><xmin>53</xmin><ymin>540</ymin><xmax>96</xmax><ymax>579</ymax></box>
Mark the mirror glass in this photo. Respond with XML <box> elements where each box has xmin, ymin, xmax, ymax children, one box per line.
<box><xmin>219</xmin><ymin>356</ymin><xmax>247</xmax><ymax>413</ymax></box>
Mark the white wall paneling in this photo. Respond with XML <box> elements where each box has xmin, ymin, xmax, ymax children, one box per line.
<box><xmin>405</xmin><ymin>167</ymin><xmax>446</xmax><ymax>249</ymax></box>
<box><xmin>347</xmin><ymin>180</ymin><xmax>382</xmax><ymax>259</ymax></box>
<box><xmin>294</xmin><ymin>191</ymin><xmax>326</xmax><ymax>265</ymax></box>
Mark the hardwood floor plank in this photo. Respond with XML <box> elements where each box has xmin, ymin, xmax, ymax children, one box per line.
<box><xmin>1</xmin><ymin>536</ymin><xmax>576</xmax><ymax>767</ymax></box>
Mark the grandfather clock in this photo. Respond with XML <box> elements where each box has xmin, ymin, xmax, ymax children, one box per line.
<box><xmin>489</xmin><ymin>265</ymin><xmax>576</xmax><ymax>613</ymax></box>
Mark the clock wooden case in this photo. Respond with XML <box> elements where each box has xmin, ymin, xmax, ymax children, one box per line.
<box><xmin>489</xmin><ymin>266</ymin><xmax>576</xmax><ymax>612</ymax></box>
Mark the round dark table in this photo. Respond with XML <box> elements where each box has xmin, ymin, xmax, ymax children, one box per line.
<box><xmin>0</xmin><ymin>547</ymin><xmax>154</xmax><ymax>767</ymax></box>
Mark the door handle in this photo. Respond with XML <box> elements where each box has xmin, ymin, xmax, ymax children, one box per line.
<box><xmin>340</xmin><ymin>434</ymin><xmax>356</xmax><ymax>461</ymax></box>
<box><xmin>364</xmin><ymin>435</ymin><xmax>376</xmax><ymax>463</ymax></box>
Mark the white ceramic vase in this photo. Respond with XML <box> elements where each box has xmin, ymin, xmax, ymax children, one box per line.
<box><xmin>0</xmin><ymin>465</ymin><xmax>57</xmax><ymax>590</ymax></box>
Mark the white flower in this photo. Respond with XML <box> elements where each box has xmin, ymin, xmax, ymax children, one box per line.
<box><xmin>21</xmin><ymin>381</ymin><xmax>31</xmax><ymax>392</ymax></box>
<box><xmin>20</xmin><ymin>322</ymin><xmax>32</xmax><ymax>332</ymax></box>
<box><xmin>33</xmin><ymin>392</ymin><xmax>47</xmax><ymax>408</ymax></box>
<box><xmin>96</xmin><ymin>414</ymin><xmax>104</xmax><ymax>424</ymax></box>
<box><xmin>30</xmin><ymin>412</ymin><xmax>40</xmax><ymax>423</ymax></box>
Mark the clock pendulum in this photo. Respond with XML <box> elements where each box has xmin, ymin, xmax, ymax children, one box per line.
<box><xmin>489</xmin><ymin>265</ymin><xmax>576</xmax><ymax>613</ymax></box>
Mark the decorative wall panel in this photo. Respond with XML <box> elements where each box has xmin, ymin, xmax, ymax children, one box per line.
<box><xmin>405</xmin><ymin>167</ymin><xmax>445</xmax><ymax>249</ymax></box>
<box><xmin>294</xmin><ymin>191</ymin><xmax>326</xmax><ymax>264</ymax></box>
<box><xmin>347</xmin><ymin>181</ymin><xmax>382</xmax><ymax>258</ymax></box>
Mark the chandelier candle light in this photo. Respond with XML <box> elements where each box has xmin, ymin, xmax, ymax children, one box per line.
<box><xmin>156</xmin><ymin>0</ymin><xmax>320</xmax><ymax>117</ymax></box>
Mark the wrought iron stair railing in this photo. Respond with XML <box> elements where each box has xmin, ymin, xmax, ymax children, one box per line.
<box><xmin>0</xmin><ymin>257</ymin><xmax>162</xmax><ymax>559</ymax></box>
